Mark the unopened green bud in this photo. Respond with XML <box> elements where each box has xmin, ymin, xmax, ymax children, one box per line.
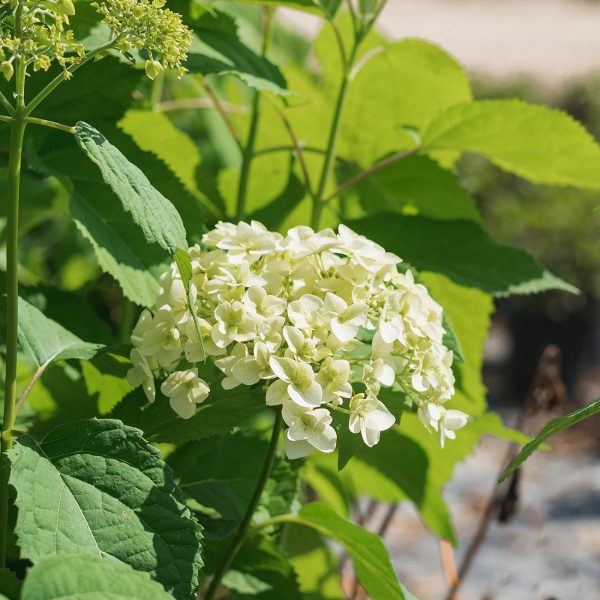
<box><xmin>0</xmin><ymin>61</ymin><xmax>14</xmax><ymax>82</ymax></box>
<box><xmin>145</xmin><ymin>59</ymin><xmax>163</xmax><ymax>80</ymax></box>
<box><xmin>56</xmin><ymin>0</ymin><xmax>76</xmax><ymax>16</ymax></box>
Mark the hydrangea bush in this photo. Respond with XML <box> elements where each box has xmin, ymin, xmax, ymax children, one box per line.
<box><xmin>129</xmin><ymin>221</ymin><xmax>467</xmax><ymax>457</ymax></box>
<box><xmin>1</xmin><ymin>0</ymin><xmax>599</xmax><ymax>598</ymax></box>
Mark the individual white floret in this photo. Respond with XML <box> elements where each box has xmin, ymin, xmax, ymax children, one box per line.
<box><xmin>211</xmin><ymin>300</ymin><xmax>256</xmax><ymax>348</ymax></box>
<box><xmin>418</xmin><ymin>402</ymin><xmax>469</xmax><ymax>448</ymax></box>
<box><xmin>324</xmin><ymin>292</ymin><xmax>368</xmax><ymax>343</ymax></box>
<box><xmin>127</xmin><ymin>348</ymin><xmax>158</xmax><ymax>403</ymax></box>
<box><xmin>137</xmin><ymin>305</ymin><xmax>183</xmax><ymax>368</ymax></box>
<box><xmin>161</xmin><ymin>369</ymin><xmax>210</xmax><ymax>419</ymax></box>
<box><xmin>316</xmin><ymin>357</ymin><xmax>352</xmax><ymax>405</ymax></box>
<box><xmin>266</xmin><ymin>356</ymin><xmax>322</xmax><ymax>408</ymax></box>
<box><xmin>349</xmin><ymin>393</ymin><xmax>396</xmax><ymax>447</ymax></box>
<box><xmin>282</xmin><ymin>403</ymin><xmax>336</xmax><ymax>458</ymax></box>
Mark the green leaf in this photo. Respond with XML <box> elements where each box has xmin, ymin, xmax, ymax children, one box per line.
<box><xmin>422</xmin><ymin>99</ymin><xmax>600</xmax><ymax>189</ymax></box>
<box><xmin>226</xmin><ymin>534</ymin><xmax>303</xmax><ymax>599</ymax></box>
<box><xmin>0</xmin><ymin>568</ymin><xmax>21</xmax><ymax>600</ymax></box>
<box><xmin>349</xmin><ymin>213</ymin><xmax>577</xmax><ymax>296</ymax></box>
<box><xmin>498</xmin><ymin>398</ymin><xmax>600</xmax><ymax>483</ymax></box>
<box><xmin>18</xmin><ymin>297</ymin><xmax>103</xmax><ymax>367</ymax></box>
<box><xmin>331</xmin><ymin>411</ymin><xmax>361</xmax><ymax>471</ymax></box>
<box><xmin>179</xmin><ymin>432</ymin><xmax>298</xmax><ymax>533</ymax></box>
<box><xmin>276</xmin><ymin>503</ymin><xmax>410</xmax><ymax>600</ymax></box>
<box><xmin>9</xmin><ymin>419</ymin><xmax>203</xmax><ymax>600</ymax></box>
<box><xmin>81</xmin><ymin>353</ymin><xmax>135</xmax><ymax>414</ymax></box>
<box><xmin>349</xmin><ymin>154</ymin><xmax>481</xmax><ymax>222</ymax></box>
<box><xmin>187</xmin><ymin>30</ymin><xmax>288</xmax><ymax>95</ymax></box>
<box><xmin>118</xmin><ymin>110</ymin><xmax>218</xmax><ymax>222</ymax></box>
<box><xmin>20</xmin><ymin>554</ymin><xmax>173</xmax><ymax>600</ymax></box>
<box><xmin>74</xmin><ymin>121</ymin><xmax>188</xmax><ymax>253</ymax></box>
<box><xmin>283</xmin><ymin>525</ymin><xmax>345</xmax><ymax>600</ymax></box>
<box><xmin>111</xmin><ymin>386</ymin><xmax>266</xmax><ymax>443</ymax></box>
<box><xmin>70</xmin><ymin>186</ymin><xmax>163</xmax><ymax>307</ymax></box>
<box><xmin>341</xmin><ymin>38</ymin><xmax>472</xmax><ymax>166</ymax></box>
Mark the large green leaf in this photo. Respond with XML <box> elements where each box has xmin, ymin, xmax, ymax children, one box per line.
<box><xmin>70</xmin><ymin>185</ymin><xmax>163</xmax><ymax>307</ymax></box>
<box><xmin>349</xmin><ymin>213</ymin><xmax>576</xmax><ymax>296</ymax></box>
<box><xmin>422</xmin><ymin>100</ymin><xmax>600</xmax><ymax>189</ymax></box>
<box><xmin>499</xmin><ymin>398</ymin><xmax>600</xmax><ymax>483</ymax></box>
<box><xmin>341</xmin><ymin>38</ymin><xmax>472</xmax><ymax>166</ymax></box>
<box><xmin>18</xmin><ymin>297</ymin><xmax>103</xmax><ymax>367</ymax></box>
<box><xmin>9</xmin><ymin>419</ymin><xmax>203</xmax><ymax>600</ymax></box>
<box><xmin>74</xmin><ymin>121</ymin><xmax>188</xmax><ymax>253</ymax></box>
<box><xmin>349</xmin><ymin>154</ymin><xmax>481</xmax><ymax>222</ymax></box>
<box><xmin>20</xmin><ymin>554</ymin><xmax>173</xmax><ymax>600</ymax></box>
<box><xmin>275</xmin><ymin>503</ymin><xmax>411</xmax><ymax>600</ymax></box>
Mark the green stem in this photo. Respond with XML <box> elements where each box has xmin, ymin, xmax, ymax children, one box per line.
<box><xmin>25</xmin><ymin>116</ymin><xmax>75</xmax><ymax>134</ymax></box>
<box><xmin>310</xmin><ymin>44</ymin><xmax>358</xmax><ymax>230</ymax></box>
<box><xmin>0</xmin><ymin>2</ymin><xmax>26</xmax><ymax>562</ymax></box>
<box><xmin>0</xmin><ymin>92</ymin><xmax>14</xmax><ymax>116</ymax></box>
<box><xmin>204</xmin><ymin>409</ymin><xmax>283</xmax><ymax>600</ymax></box>
<box><xmin>234</xmin><ymin>9</ymin><xmax>273</xmax><ymax>221</ymax></box>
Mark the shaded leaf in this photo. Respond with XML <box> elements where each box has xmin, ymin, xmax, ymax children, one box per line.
<box><xmin>187</xmin><ymin>30</ymin><xmax>288</xmax><ymax>95</ymax></box>
<box><xmin>18</xmin><ymin>297</ymin><xmax>103</xmax><ymax>367</ymax></box>
<box><xmin>351</xmin><ymin>154</ymin><xmax>480</xmax><ymax>222</ymax></box>
<box><xmin>349</xmin><ymin>213</ymin><xmax>577</xmax><ymax>296</ymax></box>
<box><xmin>179</xmin><ymin>432</ymin><xmax>298</xmax><ymax>535</ymax></box>
<box><xmin>111</xmin><ymin>386</ymin><xmax>266</xmax><ymax>443</ymax></box>
<box><xmin>71</xmin><ymin>186</ymin><xmax>162</xmax><ymax>307</ymax></box>
<box><xmin>9</xmin><ymin>419</ymin><xmax>203</xmax><ymax>600</ymax></box>
<box><xmin>74</xmin><ymin>121</ymin><xmax>188</xmax><ymax>253</ymax></box>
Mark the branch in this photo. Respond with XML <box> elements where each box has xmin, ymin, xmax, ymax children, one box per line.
<box><xmin>155</xmin><ymin>96</ymin><xmax>246</xmax><ymax>115</ymax></box>
<box><xmin>264</xmin><ymin>96</ymin><xmax>317</xmax><ymax>202</ymax></box>
<box><xmin>322</xmin><ymin>147</ymin><xmax>419</xmax><ymax>202</ymax></box>
<box><xmin>25</xmin><ymin>116</ymin><xmax>75</xmax><ymax>134</ymax></box>
<box><xmin>0</xmin><ymin>115</ymin><xmax>12</xmax><ymax>124</ymax></box>
<box><xmin>14</xmin><ymin>357</ymin><xmax>54</xmax><ymax>418</ymax></box>
<box><xmin>253</xmin><ymin>145</ymin><xmax>325</xmax><ymax>158</ymax></box>
<box><xmin>0</xmin><ymin>91</ymin><xmax>14</xmax><ymax>116</ymax></box>
<box><xmin>200</xmin><ymin>81</ymin><xmax>244</xmax><ymax>153</ymax></box>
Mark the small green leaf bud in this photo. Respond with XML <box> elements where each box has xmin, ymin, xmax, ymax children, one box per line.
<box><xmin>145</xmin><ymin>59</ymin><xmax>163</xmax><ymax>80</ymax></box>
<box><xmin>0</xmin><ymin>62</ymin><xmax>14</xmax><ymax>82</ymax></box>
<box><xmin>56</xmin><ymin>0</ymin><xmax>76</xmax><ymax>16</ymax></box>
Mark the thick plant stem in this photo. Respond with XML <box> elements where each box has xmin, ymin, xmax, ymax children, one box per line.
<box><xmin>0</xmin><ymin>113</ymin><xmax>25</xmax><ymax>570</ymax></box>
<box><xmin>204</xmin><ymin>409</ymin><xmax>283</xmax><ymax>600</ymax></box>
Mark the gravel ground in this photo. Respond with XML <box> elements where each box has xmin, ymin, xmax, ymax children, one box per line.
<box><xmin>373</xmin><ymin>413</ymin><xmax>600</xmax><ymax>600</ymax></box>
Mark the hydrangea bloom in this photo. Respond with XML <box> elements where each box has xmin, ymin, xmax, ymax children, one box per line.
<box><xmin>0</xmin><ymin>0</ymin><xmax>190</xmax><ymax>81</ymax></box>
<box><xmin>128</xmin><ymin>221</ymin><xmax>469</xmax><ymax>458</ymax></box>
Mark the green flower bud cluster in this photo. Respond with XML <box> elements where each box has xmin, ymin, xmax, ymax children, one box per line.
<box><xmin>0</xmin><ymin>0</ymin><xmax>85</xmax><ymax>80</ymax></box>
<box><xmin>92</xmin><ymin>0</ymin><xmax>192</xmax><ymax>78</ymax></box>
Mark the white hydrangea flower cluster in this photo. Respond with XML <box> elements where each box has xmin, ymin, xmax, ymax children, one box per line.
<box><xmin>128</xmin><ymin>221</ymin><xmax>469</xmax><ymax>458</ymax></box>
